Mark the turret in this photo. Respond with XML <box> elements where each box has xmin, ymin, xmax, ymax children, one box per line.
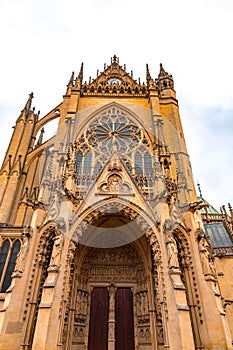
<box><xmin>157</xmin><ymin>63</ymin><xmax>174</xmax><ymax>91</ymax></box>
<box><xmin>0</xmin><ymin>93</ymin><xmax>38</xmax><ymax>224</ymax></box>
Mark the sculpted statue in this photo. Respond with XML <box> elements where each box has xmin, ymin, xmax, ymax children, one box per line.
<box><xmin>166</xmin><ymin>234</ymin><xmax>179</xmax><ymax>269</ymax></box>
<box><xmin>108</xmin><ymin>323</ymin><xmax>114</xmax><ymax>339</ymax></box>
<box><xmin>209</xmin><ymin>257</ymin><xmax>217</xmax><ymax>279</ymax></box>
<box><xmin>136</xmin><ymin>293</ymin><xmax>141</xmax><ymax>316</ymax></box>
<box><xmin>109</xmin><ymin>284</ymin><xmax>116</xmax><ymax>312</ymax></box>
<box><xmin>14</xmin><ymin>234</ymin><xmax>29</xmax><ymax>273</ymax></box>
<box><xmin>50</xmin><ymin>233</ymin><xmax>64</xmax><ymax>267</ymax></box>
<box><xmin>198</xmin><ymin>232</ymin><xmax>214</xmax><ymax>276</ymax></box>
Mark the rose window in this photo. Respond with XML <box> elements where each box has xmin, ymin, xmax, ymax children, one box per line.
<box><xmin>75</xmin><ymin>107</ymin><xmax>153</xmax><ymax>179</ymax></box>
<box><xmin>85</xmin><ymin>113</ymin><xmax>143</xmax><ymax>154</ymax></box>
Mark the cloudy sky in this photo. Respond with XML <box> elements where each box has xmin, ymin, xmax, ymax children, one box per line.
<box><xmin>0</xmin><ymin>0</ymin><xmax>232</xmax><ymax>210</ymax></box>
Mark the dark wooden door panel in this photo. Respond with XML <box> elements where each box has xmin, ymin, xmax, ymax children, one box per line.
<box><xmin>88</xmin><ymin>287</ymin><xmax>109</xmax><ymax>350</ymax></box>
<box><xmin>115</xmin><ymin>288</ymin><xmax>135</xmax><ymax>350</ymax></box>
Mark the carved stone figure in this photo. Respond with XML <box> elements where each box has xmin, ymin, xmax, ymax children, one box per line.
<box><xmin>14</xmin><ymin>234</ymin><xmax>29</xmax><ymax>273</ymax></box>
<box><xmin>139</xmin><ymin>328</ymin><xmax>145</xmax><ymax>343</ymax></box>
<box><xmin>209</xmin><ymin>257</ymin><xmax>217</xmax><ymax>279</ymax></box>
<box><xmin>108</xmin><ymin>322</ymin><xmax>114</xmax><ymax>339</ymax></box>
<box><xmin>109</xmin><ymin>174</ymin><xmax>120</xmax><ymax>192</ymax></box>
<box><xmin>145</xmin><ymin>328</ymin><xmax>151</xmax><ymax>342</ymax></box>
<box><xmin>136</xmin><ymin>293</ymin><xmax>141</xmax><ymax>316</ymax></box>
<box><xmin>67</xmin><ymin>241</ymin><xmax>76</xmax><ymax>262</ymax></box>
<box><xmin>50</xmin><ymin>233</ymin><xmax>64</xmax><ymax>267</ymax></box>
<box><xmin>166</xmin><ymin>234</ymin><xmax>179</xmax><ymax>269</ymax></box>
<box><xmin>109</xmin><ymin>287</ymin><xmax>115</xmax><ymax>312</ymax></box>
<box><xmin>81</xmin><ymin>291</ymin><xmax>87</xmax><ymax>314</ymax></box>
<box><xmin>143</xmin><ymin>291</ymin><xmax>149</xmax><ymax>315</ymax></box>
<box><xmin>198</xmin><ymin>232</ymin><xmax>213</xmax><ymax>276</ymax></box>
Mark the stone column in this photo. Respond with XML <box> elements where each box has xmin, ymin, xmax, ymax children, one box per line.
<box><xmin>108</xmin><ymin>284</ymin><xmax>116</xmax><ymax>350</ymax></box>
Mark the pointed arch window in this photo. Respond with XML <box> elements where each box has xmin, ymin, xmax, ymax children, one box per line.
<box><xmin>144</xmin><ymin>153</ymin><xmax>152</xmax><ymax>176</ymax></box>
<box><xmin>135</xmin><ymin>153</ymin><xmax>143</xmax><ymax>176</ymax></box>
<box><xmin>0</xmin><ymin>239</ymin><xmax>21</xmax><ymax>292</ymax></box>
<box><xmin>76</xmin><ymin>152</ymin><xmax>82</xmax><ymax>174</ymax></box>
<box><xmin>0</xmin><ymin>240</ymin><xmax>10</xmax><ymax>280</ymax></box>
<box><xmin>83</xmin><ymin>152</ymin><xmax>92</xmax><ymax>175</ymax></box>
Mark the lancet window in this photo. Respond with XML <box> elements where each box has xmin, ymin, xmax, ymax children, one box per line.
<box><xmin>0</xmin><ymin>238</ymin><xmax>21</xmax><ymax>292</ymax></box>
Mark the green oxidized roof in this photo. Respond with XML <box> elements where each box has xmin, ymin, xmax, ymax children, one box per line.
<box><xmin>197</xmin><ymin>188</ymin><xmax>233</xmax><ymax>247</ymax></box>
<box><xmin>198</xmin><ymin>196</ymin><xmax>220</xmax><ymax>215</ymax></box>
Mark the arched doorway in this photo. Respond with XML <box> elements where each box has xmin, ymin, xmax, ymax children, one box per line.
<box><xmin>62</xmin><ymin>207</ymin><xmax>165</xmax><ymax>350</ymax></box>
<box><xmin>70</xmin><ymin>241</ymin><xmax>152</xmax><ymax>350</ymax></box>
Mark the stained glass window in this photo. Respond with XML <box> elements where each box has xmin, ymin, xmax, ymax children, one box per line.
<box><xmin>75</xmin><ymin>107</ymin><xmax>153</xmax><ymax>180</ymax></box>
<box><xmin>0</xmin><ymin>239</ymin><xmax>21</xmax><ymax>292</ymax></box>
<box><xmin>0</xmin><ymin>240</ymin><xmax>10</xmax><ymax>281</ymax></box>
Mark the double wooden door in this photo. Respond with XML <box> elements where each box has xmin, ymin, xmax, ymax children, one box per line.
<box><xmin>88</xmin><ymin>287</ymin><xmax>135</xmax><ymax>350</ymax></box>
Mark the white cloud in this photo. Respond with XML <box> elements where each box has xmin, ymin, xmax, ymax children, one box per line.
<box><xmin>0</xmin><ymin>0</ymin><xmax>232</xmax><ymax>210</ymax></box>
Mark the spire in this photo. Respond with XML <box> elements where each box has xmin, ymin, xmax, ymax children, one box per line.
<box><xmin>36</xmin><ymin>127</ymin><xmax>45</xmax><ymax>147</ymax></box>
<box><xmin>68</xmin><ymin>71</ymin><xmax>74</xmax><ymax>86</ymax></box>
<box><xmin>146</xmin><ymin>64</ymin><xmax>152</xmax><ymax>85</ymax></box>
<box><xmin>197</xmin><ymin>181</ymin><xmax>203</xmax><ymax>198</ymax></box>
<box><xmin>23</xmin><ymin>92</ymin><xmax>33</xmax><ymax>114</ymax></box>
<box><xmin>74</xmin><ymin>63</ymin><xmax>83</xmax><ymax>90</ymax></box>
<box><xmin>146</xmin><ymin>63</ymin><xmax>155</xmax><ymax>89</ymax></box>
<box><xmin>78</xmin><ymin>62</ymin><xmax>84</xmax><ymax>82</ymax></box>
<box><xmin>220</xmin><ymin>204</ymin><xmax>233</xmax><ymax>235</ymax></box>
<box><xmin>17</xmin><ymin>92</ymin><xmax>34</xmax><ymax>122</ymax></box>
<box><xmin>228</xmin><ymin>203</ymin><xmax>233</xmax><ymax>219</ymax></box>
<box><xmin>158</xmin><ymin>63</ymin><xmax>167</xmax><ymax>78</ymax></box>
<box><xmin>66</xmin><ymin>71</ymin><xmax>74</xmax><ymax>95</ymax></box>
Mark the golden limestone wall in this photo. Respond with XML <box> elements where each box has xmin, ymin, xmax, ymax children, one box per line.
<box><xmin>0</xmin><ymin>59</ymin><xmax>232</xmax><ymax>349</ymax></box>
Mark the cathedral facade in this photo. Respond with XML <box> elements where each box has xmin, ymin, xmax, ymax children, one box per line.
<box><xmin>0</xmin><ymin>56</ymin><xmax>233</xmax><ymax>350</ymax></box>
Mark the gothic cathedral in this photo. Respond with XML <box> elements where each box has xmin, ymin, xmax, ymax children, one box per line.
<box><xmin>0</xmin><ymin>56</ymin><xmax>233</xmax><ymax>350</ymax></box>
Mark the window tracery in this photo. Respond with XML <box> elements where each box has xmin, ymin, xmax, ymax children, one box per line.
<box><xmin>75</xmin><ymin>107</ymin><xmax>153</xmax><ymax>179</ymax></box>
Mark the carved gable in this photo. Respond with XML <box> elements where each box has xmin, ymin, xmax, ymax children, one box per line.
<box><xmin>81</xmin><ymin>55</ymin><xmax>148</xmax><ymax>97</ymax></box>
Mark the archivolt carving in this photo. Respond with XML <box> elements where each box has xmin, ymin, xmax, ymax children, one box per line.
<box><xmin>151</xmin><ymin>243</ymin><xmax>166</xmax><ymax>346</ymax></box>
<box><xmin>70</xmin><ymin>200</ymin><xmax>156</xmax><ymax>246</ymax></box>
<box><xmin>72</xmin><ymin>197</ymin><xmax>155</xmax><ymax>226</ymax></box>
<box><xmin>146</xmin><ymin>229</ymin><xmax>161</xmax><ymax>263</ymax></box>
<box><xmin>173</xmin><ymin>228</ymin><xmax>192</xmax><ymax>267</ymax></box>
<box><xmin>59</xmin><ymin>240</ymin><xmax>77</xmax><ymax>346</ymax></box>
